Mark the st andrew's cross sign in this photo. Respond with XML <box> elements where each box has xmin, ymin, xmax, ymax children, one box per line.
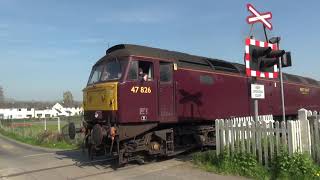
<box><xmin>246</xmin><ymin>4</ymin><xmax>273</xmax><ymax>30</ymax></box>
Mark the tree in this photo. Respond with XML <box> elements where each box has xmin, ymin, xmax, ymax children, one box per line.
<box><xmin>63</xmin><ymin>91</ymin><xmax>74</xmax><ymax>107</ymax></box>
<box><xmin>0</xmin><ymin>86</ymin><xmax>4</xmax><ymax>103</ymax></box>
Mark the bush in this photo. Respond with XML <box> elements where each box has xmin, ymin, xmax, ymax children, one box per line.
<box><xmin>193</xmin><ymin>150</ymin><xmax>320</xmax><ymax>180</ymax></box>
<box><xmin>0</xmin><ymin>126</ymin><xmax>79</xmax><ymax>150</ymax></box>
<box><xmin>193</xmin><ymin>151</ymin><xmax>269</xmax><ymax>179</ymax></box>
<box><xmin>271</xmin><ymin>150</ymin><xmax>320</xmax><ymax>179</ymax></box>
<box><xmin>37</xmin><ymin>130</ymin><xmax>64</xmax><ymax>144</ymax></box>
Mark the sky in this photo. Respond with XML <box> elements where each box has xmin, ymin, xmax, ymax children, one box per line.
<box><xmin>0</xmin><ymin>0</ymin><xmax>319</xmax><ymax>101</ymax></box>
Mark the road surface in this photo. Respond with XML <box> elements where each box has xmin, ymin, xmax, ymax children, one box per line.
<box><xmin>0</xmin><ymin>134</ymin><xmax>246</xmax><ymax>180</ymax></box>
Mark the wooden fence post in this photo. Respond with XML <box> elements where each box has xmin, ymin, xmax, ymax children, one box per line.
<box><xmin>298</xmin><ymin>108</ymin><xmax>312</xmax><ymax>155</ymax></box>
<box><xmin>316</xmin><ymin>116</ymin><xmax>320</xmax><ymax>163</ymax></box>
<box><xmin>246</xmin><ymin>118</ymin><xmax>251</xmax><ymax>154</ymax></box>
<box><xmin>257</xmin><ymin>121</ymin><xmax>262</xmax><ymax>163</ymax></box>
<box><xmin>252</xmin><ymin>120</ymin><xmax>257</xmax><ymax>157</ymax></box>
<box><xmin>236</xmin><ymin>118</ymin><xmax>240</xmax><ymax>153</ymax></box>
<box><xmin>262</xmin><ymin>121</ymin><xmax>268</xmax><ymax>166</ymax></box>
<box><xmin>57</xmin><ymin>117</ymin><xmax>61</xmax><ymax>133</ymax></box>
<box><xmin>296</xmin><ymin>120</ymin><xmax>302</xmax><ymax>153</ymax></box>
<box><xmin>231</xmin><ymin>119</ymin><xmax>235</xmax><ymax>155</ymax></box>
<box><xmin>241</xmin><ymin>118</ymin><xmax>245</xmax><ymax>153</ymax></box>
<box><xmin>269</xmin><ymin>121</ymin><xmax>274</xmax><ymax>160</ymax></box>
<box><xmin>216</xmin><ymin>120</ymin><xmax>221</xmax><ymax>156</ymax></box>
<box><xmin>275</xmin><ymin>121</ymin><xmax>280</xmax><ymax>155</ymax></box>
<box><xmin>291</xmin><ymin>121</ymin><xmax>298</xmax><ymax>153</ymax></box>
<box><xmin>220</xmin><ymin>120</ymin><xmax>225</xmax><ymax>153</ymax></box>
<box><xmin>281</xmin><ymin>121</ymin><xmax>287</xmax><ymax>148</ymax></box>
<box><xmin>309</xmin><ymin>111</ymin><xmax>319</xmax><ymax>162</ymax></box>
<box><xmin>287</xmin><ymin>121</ymin><xmax>294</xmax><ymax>155</ymax></box>
<box><xmin>310</xmin><ymin>118</ymin><xmax>316</xmax><ymax>160</ymax></box>
<box><xmin>225</xmin><ymin>120</ymin><xmax>230</xmax><ymax>156</ymax></box>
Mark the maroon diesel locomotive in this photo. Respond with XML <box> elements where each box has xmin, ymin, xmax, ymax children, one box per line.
<box><xmin>73</xmin><ymin>44</ymin><xmax>320</xmax><ymax>165</ymax></box>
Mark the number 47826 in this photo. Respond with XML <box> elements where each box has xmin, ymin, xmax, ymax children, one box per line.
<box><xmin>130</xmin><ymin>86</ymin><xmax>152</xmax><ymax>94</ymax></box>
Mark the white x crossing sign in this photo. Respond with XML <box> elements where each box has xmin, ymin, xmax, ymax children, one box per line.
<box><xmin>246</xmin><ymin>4</ymin><xmax>273</xmax><ymax>30</ymax></box>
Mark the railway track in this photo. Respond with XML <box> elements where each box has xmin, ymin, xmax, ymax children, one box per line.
<box><xmin>0</xmin><ymin>157</ymin><xmax>118</xmax><ymax>179</ymax></box>
<box><xmin>0</xmin><ymin>155</ymin><xmax>186</xmax><ymax>180</ymax></box>
<box><xmin>69</xmin><ymin>164</ymin><xmax>139</xmax><ymax>180</ymax></box>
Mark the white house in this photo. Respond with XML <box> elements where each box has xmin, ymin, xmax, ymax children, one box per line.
<box><xmin>0</xmin><ymin>103</ymin><xmax>83</xmax><ymax>119</ymax></box>
<box><xmin>0</xmin><ymin>108</ymin><xmax>35</xmax><ymax>119</ymax></box>
<box><xmin>51</xmin><ymin>103</ymin><xmax>82</xmax><ymax>117</ymax></box>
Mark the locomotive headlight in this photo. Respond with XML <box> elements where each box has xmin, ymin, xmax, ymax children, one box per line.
<box><xmin>94</xmin><ymin>111</ymin><xmax>102</xmax><ymax>119</ymax></box>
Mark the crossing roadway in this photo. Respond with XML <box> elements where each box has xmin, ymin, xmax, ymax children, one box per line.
<box><xmin>0</xmin><ymin>134</ymin><xmax>245</xmax><ymax>180</ymax></box>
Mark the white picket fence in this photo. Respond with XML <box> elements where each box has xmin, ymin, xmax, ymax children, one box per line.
<box><xmin>306</xmin><ymin>110</ymin><xmax>320</xmax><ymax>163</ymax></box>
<box><xmin>215</xmin><ymin>110</ymin><xmax>311</xmax><ymax>166</ymax></box>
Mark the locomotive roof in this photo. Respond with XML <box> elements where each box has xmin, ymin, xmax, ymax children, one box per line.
<box><xmin>106</xmin><ymin>44</ymin><xmax>212</xmax><ymax>63</ymax></box>
<box><xmin>103</xmin><ymin>44</ymin><xmax>319</xmax><ymax>86</ymax></box>
<box><xmin>105</xmin><ymin>44</ymin><xmax>242</xmax><ymax>72</ymax></box>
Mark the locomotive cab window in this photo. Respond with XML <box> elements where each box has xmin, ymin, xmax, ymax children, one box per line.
<box><xmin>87</xmin><ymin>57</ymin><xmax>127</xmax><ymax>85</ymax></box>
<box><xmin>88</xmin><ymin>65</ymin><xmax>103</xmax><ymax>84</ymax></box>
<box><xmin>100</xmin><ymin>60</ymin><xmax>124</xmax><ymax>81</ymax></box>
<box><xmin>127</xmin><ymin>61</ymin><xmax>138</xmax><ymax>80</ymax></box>
<box><xmin>160</xmin><ymin>62</ymin><xmax>172</xmax><ymax>83</ymax></box>
<box><xmin>127</xmin><ymin>60</ymin><xmax>153</xmax><ymax>81</ymax></box>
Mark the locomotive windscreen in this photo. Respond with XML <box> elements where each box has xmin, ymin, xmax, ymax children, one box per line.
<box><xmin>87</xmin><ymin>57</ymin><xmax>127</xmax><ymax>85</ymax></box>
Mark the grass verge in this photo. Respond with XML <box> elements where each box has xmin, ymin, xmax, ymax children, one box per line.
<box><xmin>0</xmin><ymin>126</ymin><xmax>79</xmax><ymax>150</ymax></box>
<box><xmin>192</xmin><ymin>150</ymin><xmax>320</xmax><ymax>180</ymax></box>
<box><xmin>193</xmin><ymin>150</ymin><xmax>269</xmax><ymax>179</ymax></box>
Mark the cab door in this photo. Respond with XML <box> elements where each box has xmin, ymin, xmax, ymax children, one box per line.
<box><xmin>158</xmin><ymin>61</ymin><xmax>176</xmax><ymax>122</ymax></box>
<box><xmin>118</xmin><ymin>59</ymin><xmax>157</xmax><ymax>123</ymax></box>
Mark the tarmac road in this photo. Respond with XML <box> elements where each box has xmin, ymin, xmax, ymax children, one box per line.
<box><xmin>0</xmin><ymin>134</ymin><xmax>246</xmax><ymax>180</ymax></box>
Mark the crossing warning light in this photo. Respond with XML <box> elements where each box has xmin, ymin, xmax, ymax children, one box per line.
<box><xmin>245</xmin><ymin>38</ymin><xmax>291</xmax><ymax>78</ymax></box>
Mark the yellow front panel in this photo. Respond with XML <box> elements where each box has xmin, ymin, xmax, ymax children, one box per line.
<box><xmin>83</xmin><ymin>82</ymin><xmax>118</xmax><ymax>111</ymax></box>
